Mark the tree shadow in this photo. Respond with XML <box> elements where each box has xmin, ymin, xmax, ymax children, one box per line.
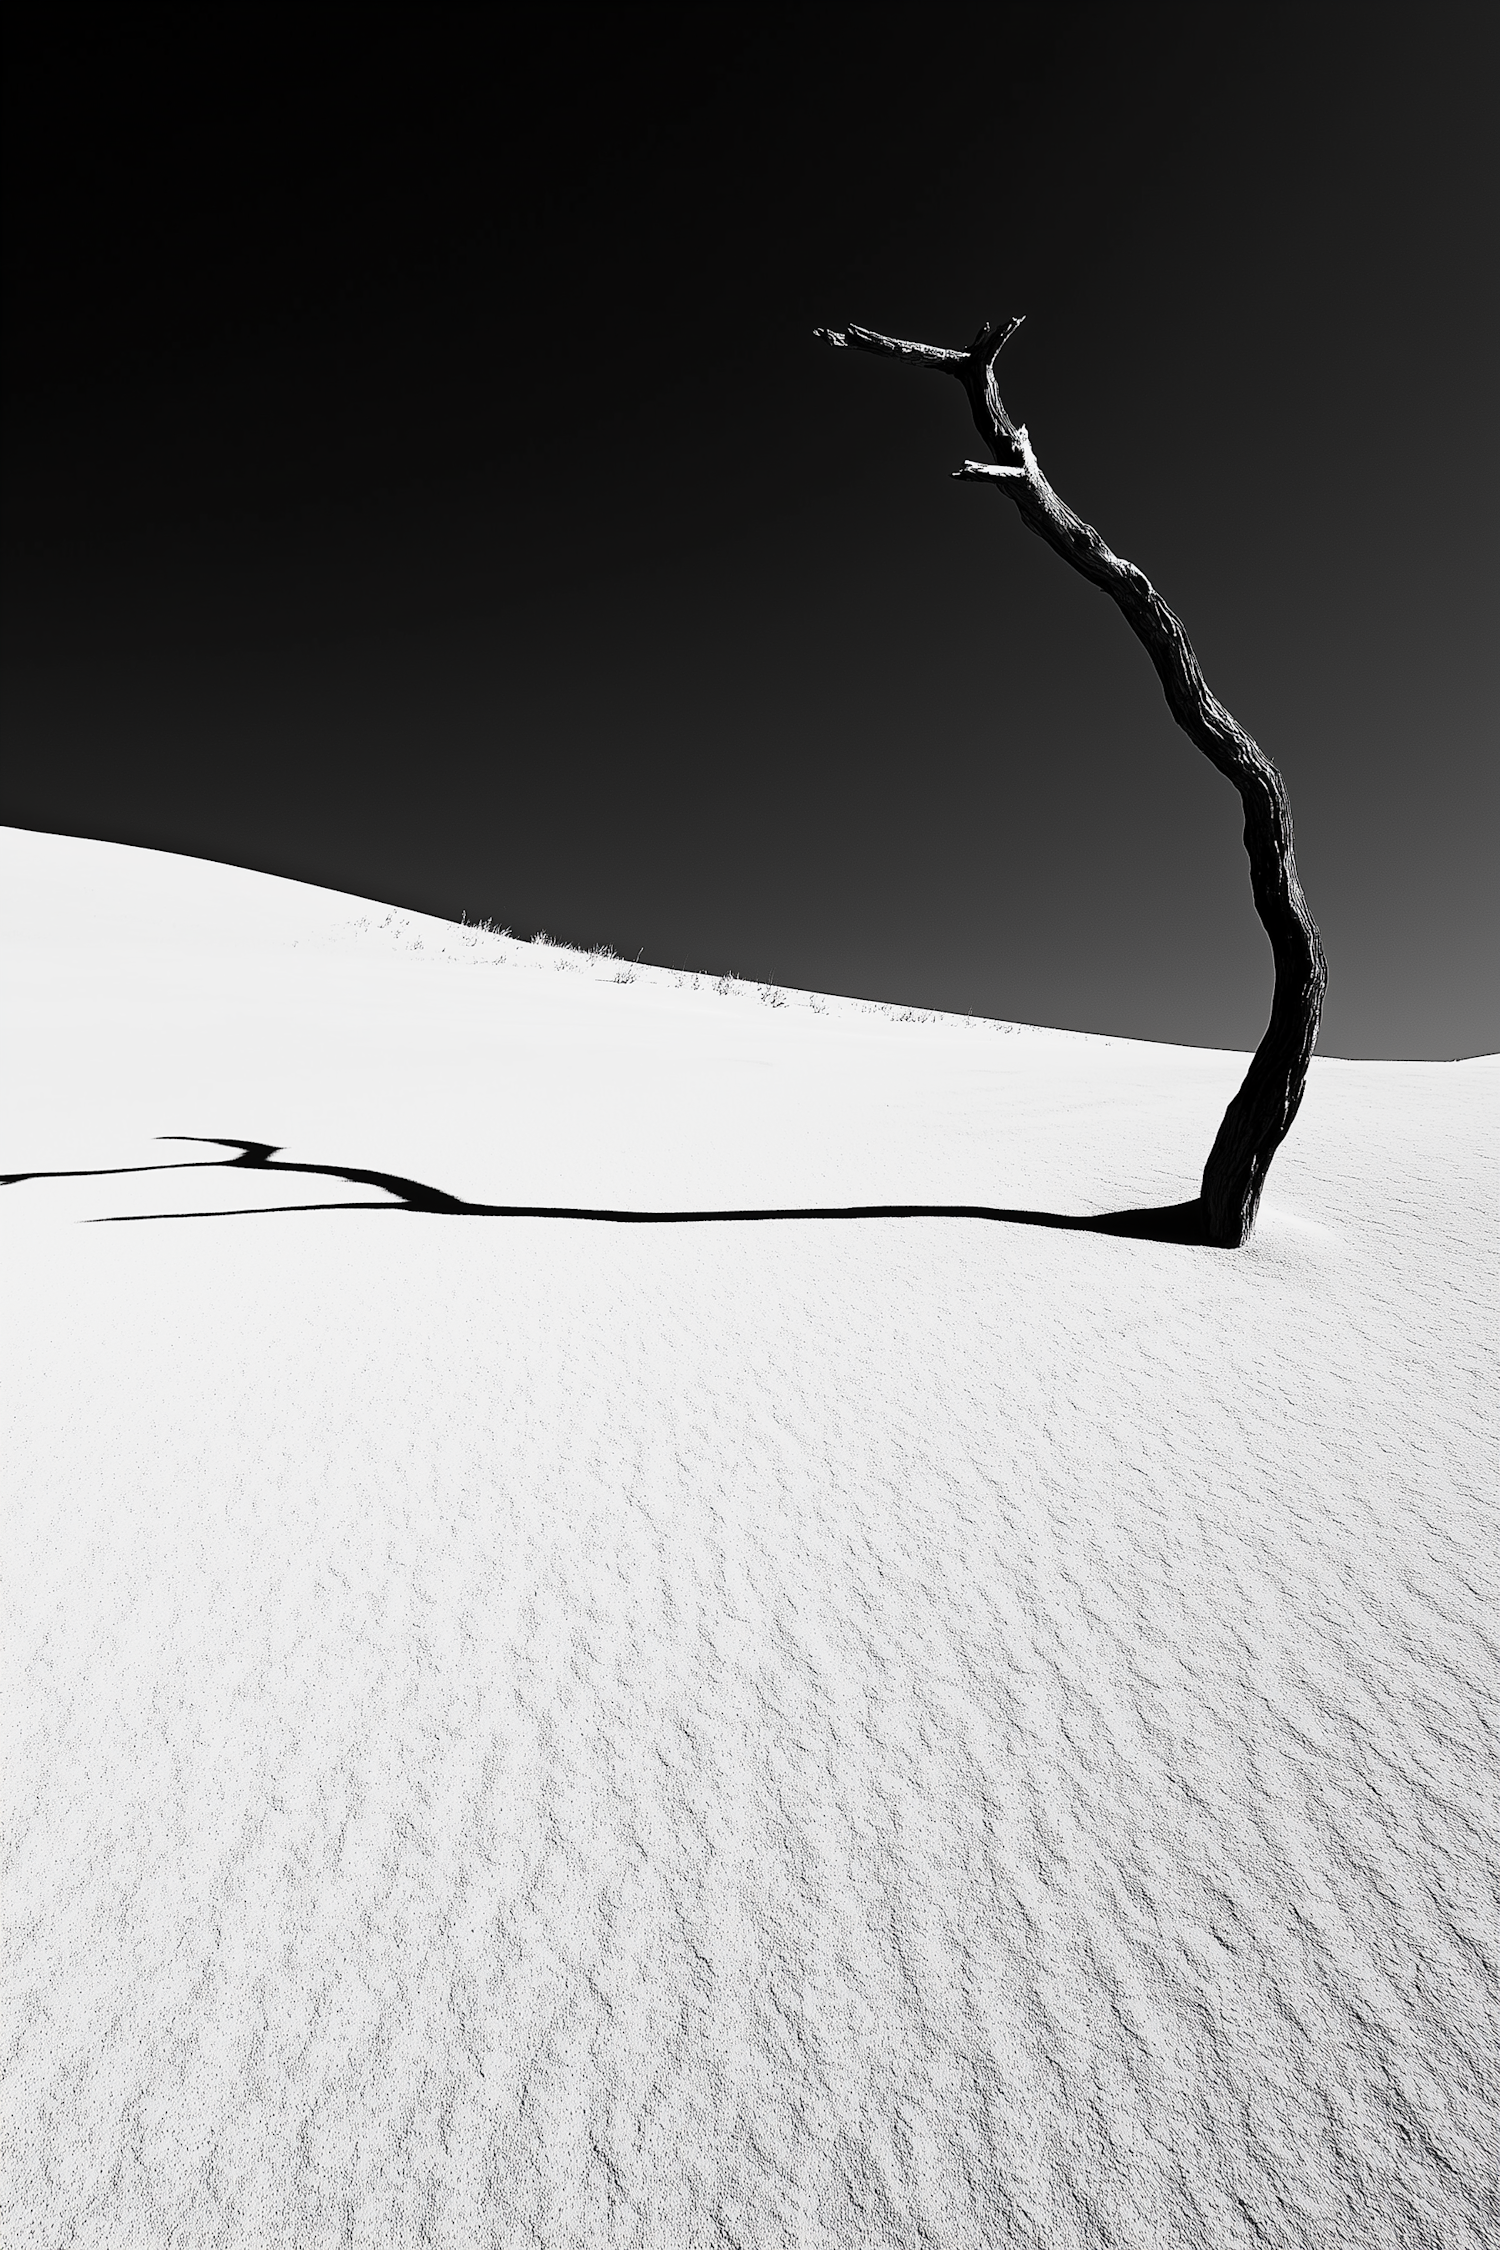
<box><xmin>3</xmin><ymin>1137</ymin><xmax>1214</xmax><ymax>1245</ymax></box>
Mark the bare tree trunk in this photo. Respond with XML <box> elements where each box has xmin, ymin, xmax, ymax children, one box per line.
<box><xmin>817</xmin><ymin>318</ymin><xmax>1327</xmax><ymax>1248</ymax></box>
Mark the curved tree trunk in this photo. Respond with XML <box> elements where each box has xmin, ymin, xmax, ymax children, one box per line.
<box><xmin>816</xmin><ymin>317</ymin><xmax>1327</xmax><ymax>1248</ymax></box>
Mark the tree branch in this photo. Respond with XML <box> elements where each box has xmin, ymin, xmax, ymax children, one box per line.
<box><xmin>812</xmin><ymin>321</ymin><xmax>969</xmax><ymax>372</ymax></box>
<box><xmin>972</xmin><ymin>313</ymin><xmax>1027</xmax><ymax>366</ymax></box>
<box><xmin>818</xmin><ymin>317</ymin><xmax>1328</xmax><ymax>1247</ymax></box>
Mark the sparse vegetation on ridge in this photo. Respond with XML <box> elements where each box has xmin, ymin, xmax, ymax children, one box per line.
<box><xmin>355</xmin><ymin>907</ymin><xmax>1004</xmax><ymax>1032</ymax></box>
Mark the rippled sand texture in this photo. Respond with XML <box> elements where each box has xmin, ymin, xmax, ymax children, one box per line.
<box><xmin>3</xmin><ymin>830</ymin><xmax>1496</xmax><ymax>2247</ymax></box>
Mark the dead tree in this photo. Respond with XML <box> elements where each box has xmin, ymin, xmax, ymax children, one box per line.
<box><xmin>816</xmin><ymin>317</ymin><xmax>1327</xmax><ymax>1248</ymax></box>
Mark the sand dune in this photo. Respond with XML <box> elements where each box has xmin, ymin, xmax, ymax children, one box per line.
<box><xmin>3</xmin><ymin>828</ymin><xmax>1495</xmax><ymax>2247</ymax></box>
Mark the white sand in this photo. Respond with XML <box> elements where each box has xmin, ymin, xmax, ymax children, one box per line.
<box><xmin>2</xmin><ymin>826</ymin><xmax>1496</xmax><ymax>2248</ymax></box>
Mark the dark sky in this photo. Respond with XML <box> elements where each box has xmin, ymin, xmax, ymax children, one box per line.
<box><xmin>3</xmin><ymin>9</ymin><xmax>1495</xmax><ymax>1057</ymax></box>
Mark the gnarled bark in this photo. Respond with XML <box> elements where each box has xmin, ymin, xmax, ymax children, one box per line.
<box><xmin>816</xmin><ymin>317</ymin><xmax>1327</xmax><ymax>1247</ymax></box>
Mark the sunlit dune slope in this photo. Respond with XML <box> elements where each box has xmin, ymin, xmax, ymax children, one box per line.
<box><xmin>3</xmin><ymin>827</ymin><xmax>1495</xmax><ymax>2249</ymax></box>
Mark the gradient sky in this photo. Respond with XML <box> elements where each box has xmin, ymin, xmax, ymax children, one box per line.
<box><xmin>3</xmin><ymin>10</ymin><xmax>1495</xmax><ymax>1057</ymax></box>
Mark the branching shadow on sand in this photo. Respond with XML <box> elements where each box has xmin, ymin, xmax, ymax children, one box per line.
<box><xmin>3</xmin><ymin>1137</ymin><xmax>1215</xmax><ymax>1246</ymax></box>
